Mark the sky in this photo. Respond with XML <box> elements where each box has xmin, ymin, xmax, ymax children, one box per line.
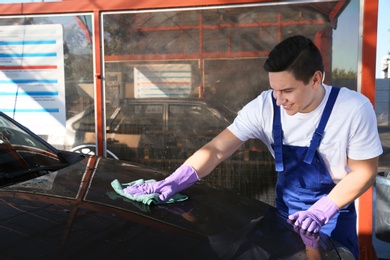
<box><xmin>0</xmin><ymin>0</ymin><xmax>389</xmax><ymax>78</ymax></box>
<box><xmin>332</xmin><ymin>0</ymin><xmax>360</xmax><ymax>73</ymax></box>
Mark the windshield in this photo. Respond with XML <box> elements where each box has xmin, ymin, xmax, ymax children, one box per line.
<box><xmin>0</xmin><ymin>112</ymin><xmax>61</xmax><ymax>175</ymax></box>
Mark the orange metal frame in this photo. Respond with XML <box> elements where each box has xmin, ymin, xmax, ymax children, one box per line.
<box><xmin>360</xmin><ymin>0</ymin><xmax>379</xmax><ymax>259</ymax></box>
<box><xmin>0</xmin><ymin>0</ymin><xmax>379</xmax><ymax>258</ymax></box>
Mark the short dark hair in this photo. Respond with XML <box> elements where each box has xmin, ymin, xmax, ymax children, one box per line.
<box><xmin>263</xmin><ymin>35</ymin><xmax>324</xmax><ymax>84</ymax></box>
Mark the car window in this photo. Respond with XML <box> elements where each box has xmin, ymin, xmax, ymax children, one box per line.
<box><xmin>114</xmin><ymin>104</ymin><xmax>163</xmax><ymax>134</ymax></box>
<box><xmin>0</xmin><ymin>118</ymin><xmax>47</xmax><ymax>149</ymax></box>
<box><xmin>168</xmin><ymin>104</ymin><xmax>228</xmax><ymax>131</ymax></box>
<box><xmin>0</xmin><ymin>115</ymin><xmax>60</xmax><ymax>174</ymax></box>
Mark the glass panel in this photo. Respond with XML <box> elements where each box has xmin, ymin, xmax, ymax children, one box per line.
<box><xmin>331</xmin><ymin>1</ymin><xmax>359</xmax><ymax>92</ymax></box>
<box><xmin>168</xmin><ymin>104</ymin><xmax>227</xmax><ymax>131</ymax></box>
<box><xmin>204</xmin><ymin>58</ymin><xmax>268</xmax><ymax>111</ymax></box>
<box><xmin>0</xmin><ymin>15</ymin><xmax>94</xmax><ymax>155</ymax></box>
<box><xmin>105</xmin><ymin>102</ymin><xmax>164</xmax><ymax>160</ymax></box>
<box><xmin>102</xmin><ymin>1</ymin><xmax>356</xmax><ymax>204</ymax></box>
<box><xmin>103</xmin><ymin>12</ymin><xmax>200</xmax><ymax>55</ymax></box>
<box><xmin>376</xmin><ymin>0</ymin><xmax>390</xmax><ymax>173</ymax></box>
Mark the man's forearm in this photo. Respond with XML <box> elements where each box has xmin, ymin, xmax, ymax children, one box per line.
<box><xmin>327</xmin><ymin>157</ymin><xmax>378</xmax><ymax>209</ymax></box>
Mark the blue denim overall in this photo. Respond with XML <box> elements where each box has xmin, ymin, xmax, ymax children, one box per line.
<box><xmin>272</xmin><ymin>87</ymin><xmax>358</xmax><ymax>258</ymax></box>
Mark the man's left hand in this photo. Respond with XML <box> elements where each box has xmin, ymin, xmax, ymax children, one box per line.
<box><xmin>288</xmin><ymin>196</ymin><xmax>339</xmax><ymax>233</ymax></box>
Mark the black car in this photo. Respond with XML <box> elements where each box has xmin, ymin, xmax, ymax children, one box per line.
<box><xmin>0</xmin><ymin>111</ymin><xmax>354</xmax><ymax>259</ymax></box>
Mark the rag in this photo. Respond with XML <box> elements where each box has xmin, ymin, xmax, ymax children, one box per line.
<box><xmin>111</xmin><ymin>179</ymin><xmax>188</xmax><ymax>205</ymax></box>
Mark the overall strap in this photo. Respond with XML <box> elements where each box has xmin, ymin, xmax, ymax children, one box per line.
<box><xmin>272</xmin><ymin>92</ymin><xmax>284</xmax><ymax>171</ymax></box>
<box><xmin>304</xmin><ymin>87</ymin><xmax>340</xmax><ymax>164</ymax></box>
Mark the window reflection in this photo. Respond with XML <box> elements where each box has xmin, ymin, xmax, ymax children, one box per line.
<box><xmin>102</xmin><ymin>2</ymin><xmax>350</xmax><ymax>203</ymax></box>
<box><xmin>0</xmin><ymin>15</ymin><xmax>94</xmax><ymax>151</ymax></box>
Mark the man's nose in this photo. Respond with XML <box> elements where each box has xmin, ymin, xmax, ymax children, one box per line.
<box><xmin>273</xmin><ymin>91</ymin><xmax>284</xmax><ymax>106</ymax></box>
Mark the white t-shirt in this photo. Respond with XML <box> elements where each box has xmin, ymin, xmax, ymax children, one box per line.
<box><xmin>227</xmin><ymin>84</ymin><xmax>383</xmax><ymax>182</ymax></box>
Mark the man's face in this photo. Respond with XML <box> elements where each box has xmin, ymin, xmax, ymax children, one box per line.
<box><xmin>269</xmin><ymin>71</ymin><xmax>322</xmax><ymax>116</ymax></box>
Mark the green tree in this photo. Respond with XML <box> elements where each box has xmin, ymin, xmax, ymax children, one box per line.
<box><xmin>331</xmin><ymin>68</ymin><xmax>357</xmax><ymax>90</ymax></box>
<box><xmin>332</xmin><ymin>68</ymin><xmax>357</xmax><ymax>79</ymax></box>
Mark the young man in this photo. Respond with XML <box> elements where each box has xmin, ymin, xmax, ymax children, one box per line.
<box><xmin>124</xmin><ymin>35</ymin><xmax>382</xmax><ymax>258</ymax></box>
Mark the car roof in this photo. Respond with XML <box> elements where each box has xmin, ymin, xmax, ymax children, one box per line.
<box><xmin>119</xmin><ymin>97</ymin><xmax>237</xmax><ymax>118</ymax></box>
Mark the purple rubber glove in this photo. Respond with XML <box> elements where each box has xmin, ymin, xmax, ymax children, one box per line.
<box><xmin>292</xmin><ymin>225</ymin><xmax>320</xmax><ymax>249</ymax></box>
<box><xmin>288</xmin><ymin>196</ymin><xmax>339</xmax><ymax>233</ymax></box>
<box><xmin>123</xmin><ymin>164</ymin><xmax>199</xmax><ymax>201</ymax></box>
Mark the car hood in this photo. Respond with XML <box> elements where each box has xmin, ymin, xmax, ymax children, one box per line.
<box><xmin>0</xmin><ymin>156</ymin><xmax>353</xmax><ymax>259</ymax></box>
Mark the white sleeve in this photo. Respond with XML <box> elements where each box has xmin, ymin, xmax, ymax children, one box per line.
<box><xmin>227</xmin><ymin>91</ymin><xmax>273</xmax><ymax>144</ymax></box>
<box><xmin>347</xmin><ymin>100</ymin><xmax>383</xmax><ymax>160</ymax></box>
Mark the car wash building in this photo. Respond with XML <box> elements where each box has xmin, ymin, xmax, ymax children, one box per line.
<box><xmin>0</xmin><ymin>0</ymin><xmax>383</xmax><ymax>258</ymax></box>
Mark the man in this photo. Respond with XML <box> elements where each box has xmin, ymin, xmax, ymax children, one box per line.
<box><xmin>124</xmin><ymin>35</ymin><xmax>382</xmax><ymax>258</ymax></box>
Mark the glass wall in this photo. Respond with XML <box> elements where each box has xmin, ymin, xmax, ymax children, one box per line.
<box><xmin>97</xmin><ymin>1</ymin><xmax>353</xmax><ymax>204</ymax></box>
<box><xmin>0</xmin><ymin>14</ymin><xmax>94</xmax><ymax>153</ymax></box>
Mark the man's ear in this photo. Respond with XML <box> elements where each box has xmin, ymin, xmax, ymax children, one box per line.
<box><xmin>312</xmin><ymin>71</ymin><xmax>323</xmax><ymax>87</ymax></box>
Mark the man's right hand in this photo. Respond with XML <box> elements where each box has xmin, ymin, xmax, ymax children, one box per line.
<box><xmin>123</xmin><ymin>164</ymin><xmax>199</xmax><ymax>201</ymax></box>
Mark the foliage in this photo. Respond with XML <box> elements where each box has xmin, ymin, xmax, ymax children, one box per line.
<box><xmin>332</xmin><ymin>68</ymin><xmax>357</xmax><ymax>79</ymax></box>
